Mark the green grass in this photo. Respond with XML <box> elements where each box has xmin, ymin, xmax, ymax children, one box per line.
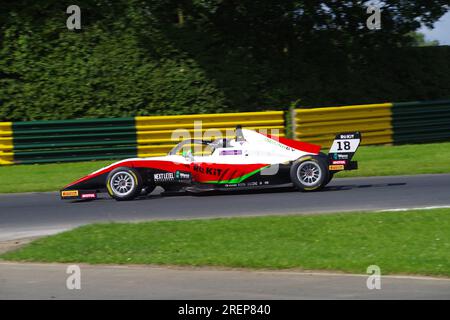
<box><xmin>0</xmin><ymin>160</ymin><xmax>113</xmax><ymax>193</ymax></box>
<box><xmin>2</xmin><ymin>209</ymin><xmax>450</xmax><ymax>277</ymax></box>
<box><xmin>337</xmin><ymin>141</ymin><xmax>450</xmax><ymax>178</ymax></box>
<box><xmin>0</xmin><ymin>141</ymin><xmax>449</xmax><ymax>193</ymax></box>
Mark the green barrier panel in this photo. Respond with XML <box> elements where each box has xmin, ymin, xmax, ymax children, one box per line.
<box><xmin>12</xmin><ymin>117</ymin><xmax>135</xmax><ymax>128</ymax></box>
<box><xmin>12</xmin><ymin>125</ymin><xmax>136</xmax><ymax>136</ymax></box>
<box><xmin>13</xmin><ymin>139</ymin><xmax>137</xmax><ymax>150</ymax></box>
<box><xmin>14</xmin><ymin>154</ymin><xmax>135</xmax><ymax>165</ymax></box>
<box><xmin>14</xmin><ymin>146</ymin><xmax>137</xmax><ymax>157</ymax></box>
<box><xmin>12</xmin><ymin>131</ymin><xmax>136</xmax><ymax>143</ymax></box>
<box><xmin>11</xmin><ymin>117</ymin><xmax>138</xmax><ymax>164</ymax></box>
<box><xmin>392</xmin><ymin>132</ymin><xmax>450</xmax><ymax>144</ymax></box>
<box><xmin>392</xmin><ymin>99</ymin><xmax>450</xmax><ymax>144</ymax></box>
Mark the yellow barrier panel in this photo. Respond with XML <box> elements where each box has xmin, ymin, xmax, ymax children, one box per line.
<box><xmin>135</xmin><ymin>112</ymin><xmax>285</xmax><ymax>158</ymax></box>
<box><xmin>293</xmin><ymin>103</ymin><xmax>393</xmax><ymax>147</ymax></box>
<box><xmin>0</xmin><ymin>122</ymin><xmax>13</xmax><ymax>165</ymax></box>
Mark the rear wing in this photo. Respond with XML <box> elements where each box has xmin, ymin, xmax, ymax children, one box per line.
<box><xmin>327</xmin><ymin>132</ymin><xmax>361</xmax><ymax>172</ymax></box>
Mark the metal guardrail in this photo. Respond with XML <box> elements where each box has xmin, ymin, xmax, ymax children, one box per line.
<box><xmin>293</xmin><ymin>103</ymin><xmax>393</xmax><ymax>148</ymax></box>
<box><xmin>0</xmin><ymin>112</ymin><xmax>285</xmax><ymax>165</ymax></box>
<box><xmin>1</xmin><ymin>100</ymin><xmax>449</xmax><ymax>166</ymax></box>
<box><xmin>136</xmin><ymin>112</ymin><xmax>285</xmax><ymax>157</ymax></box>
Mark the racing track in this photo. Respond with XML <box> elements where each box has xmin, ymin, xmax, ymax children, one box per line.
<box><xmin>1</xmin><ymin>173</ymin><xmax>450</xmax><ymax>299</ymax></box>
<box><xmin>1</xmin><ymin>174</ymin><xmax>450</xmax><ymax>241</ymax></box>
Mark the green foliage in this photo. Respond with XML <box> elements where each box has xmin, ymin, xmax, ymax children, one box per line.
<box><xmin>0</xmin><ymin>1</ymin><xmax>228</xmax><ymax>120</ymax></box>
<box><xmin>0</xmin><ymin>1</ymin><xmax>449</xmax><ymax>121</ymax></box>
<box><xmin>409</xmin><ymin>32</ymin><xmax>440</xmax><ymax>47</ymax></box>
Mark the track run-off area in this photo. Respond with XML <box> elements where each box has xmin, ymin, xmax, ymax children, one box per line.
<box><xmin>1</xmin><ymin>174</ymin><xmax>450</xmax><ymax>241</ymax></box>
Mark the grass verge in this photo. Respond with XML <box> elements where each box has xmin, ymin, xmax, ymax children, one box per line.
<box><xmin>2</xmin><ymin>208</ymin><xmax>450</xmax><ymax>277</ymax></box>
<box><xmin>0</xmin><ymin>160</ymin><xmax>113</xmax><ymax>193</ymax></box>
<box><xmin>338</xmin><ymin>141</ymin><xmax>450</xmax><ymax>178</ymax></box>
<box><xmin>0</xmin><ymin>141</ymin><xmax>449</xmax><ymax>193</ymax></box>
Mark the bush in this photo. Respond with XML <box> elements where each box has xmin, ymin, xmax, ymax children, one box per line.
<box><xmin>1</xmin><ymin>2</ymin><xmax>449</xmax><ymax>121</ymax></box>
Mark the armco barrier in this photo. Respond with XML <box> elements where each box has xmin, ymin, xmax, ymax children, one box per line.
<box><xmin>0</xmin><ymin>122</ymin><xmax>13</xmax><ymax>165</ymax></box>
<box><xmin>136</xmin><ymin>112</ymin><xmax>285</xmax><ymax>157</ymax></box>
<box><xmin>2</xmin><ymin>100</ymin><xmax>448</xmax><ymax>166</ymax></box>
<box><xmin>293</xmin><ymin>103</ymin><xmax>393</xmax><ymax>148</ymax></box>
<box><xmin>392</xmin><ymin>100</ymin><xmax>450</xmax><ymax>144</ymax></box>
<box><xmin>1</xmin><ymin>111</ymin><xmax>285</xmax><ymax>165</ymax></box>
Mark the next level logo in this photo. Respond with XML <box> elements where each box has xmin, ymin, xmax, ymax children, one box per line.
<box><xmin>154</xmin><ymin>172</ymin><xmax>174</xmax><ymax>182</ymax></box>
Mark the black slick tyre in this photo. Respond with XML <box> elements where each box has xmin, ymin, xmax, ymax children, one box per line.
<box><xmin>106</xmin><ymin>167</ymin><xmax>143</xmax><ymax>201</ymax></box>
<box><xmin>290</xmin><ymin>156</ymin><xmax>329</xmax><ymax>191</ymax></box>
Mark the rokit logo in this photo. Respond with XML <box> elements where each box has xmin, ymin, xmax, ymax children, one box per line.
<box><xmin>339</xmin><ymin>134</ymin><xmax>355</xmax><ymax>139</ymax></box>
<box><xmin>154</xmin><ymin>172</ymin><xmax>174</xmax><ymax>182</ymax></box>
<box><xmin>193</xmin><ymin>165</ymin><xmax>223</xmax><ymax>176</ymax></box>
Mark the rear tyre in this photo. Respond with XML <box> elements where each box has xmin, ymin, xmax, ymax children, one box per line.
<box><xmin>290</xmin><ymin>156</ymin><xmax>329</xmax><ymax>191</ymax></box>
<box><xmin>325</xmin><ymin>172</ymin><xmax>334</xmax><ymax>186</ymax></box>
<box><xmin>106</xmin><ymin>167</ymin><xmax>143</xmax><ymax>201</ymax></box>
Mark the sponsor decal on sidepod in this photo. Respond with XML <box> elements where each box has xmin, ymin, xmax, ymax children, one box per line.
<box><xmin>329</xmin><ymin>165</ymin><xmax>345</xmax><ymax>170</ymax></box>
<box><xmin>154</xmin><ymin>172</ymin><xmax>175</xmax><ymax>182</ymax></box>
<box><xmin>81</xmin><ymin>193</ymin><xmax>96</xmax><ymax>199</ymax></box>
<box><xmin>61</xmin><ymin>190</ymin><xmax>79</xmax><ymax>197</ymax></box>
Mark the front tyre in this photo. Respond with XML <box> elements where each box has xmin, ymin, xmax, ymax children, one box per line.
<box><xmin>106</xmin><ymin>167</ymin><xmax>143</xmax><ymax>201</ymax></box>
<box><xmin>290</xmin><ymin>156</ymin><xmax>329</xmax><ymax>191</ymax></box>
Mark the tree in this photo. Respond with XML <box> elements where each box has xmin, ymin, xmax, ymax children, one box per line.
<box><xmin>409</xmin><ymin>32</ymin><xmax>440</xmax><ymax>47</ymax></box>
<box><xmin>1</xmin><ymin>1</ymin><xmax>449</xmax><ymax>120</ymax></box>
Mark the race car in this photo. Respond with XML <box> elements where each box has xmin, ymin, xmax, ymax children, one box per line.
<box><xmin>60</xmin><ymin>126</ymin><xmax>361</xmax><ymax>201</ymax></box>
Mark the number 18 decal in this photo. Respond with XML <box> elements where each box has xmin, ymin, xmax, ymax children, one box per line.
<box><xmin>329</xmin><ymin>139</ymin><xmax>360</xmax><ymax>153</ymax></box>
<box><xmin>337</xmin><ymin>141</ymin><xmax>351</xmax><ymax>151</ymax></box>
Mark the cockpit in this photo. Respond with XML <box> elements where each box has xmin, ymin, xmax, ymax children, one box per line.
<box><xmin>168</xmin><ymin>138</ymin><xmax>237</xmax><ymax>156</ymax></box>
<box><xmin>168</xmin><ymin>126</ymin><xmax>246</xmax><ymax>158</ymax></box>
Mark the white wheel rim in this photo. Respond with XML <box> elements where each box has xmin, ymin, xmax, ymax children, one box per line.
<box><xmin>297</xmin><ymin>161</ymin><xmax>322</xmax><ymax>187</ymax></box>
<box><xmin>110</xmin><ymin>171</ymin><xmax>135</xmax><ymax>196</ymax></box>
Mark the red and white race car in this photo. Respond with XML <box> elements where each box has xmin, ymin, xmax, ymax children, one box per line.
<box><xmin>60</xmin><ymin>126</ymin><xmax>361</xmax><ymax>201</ymax></box>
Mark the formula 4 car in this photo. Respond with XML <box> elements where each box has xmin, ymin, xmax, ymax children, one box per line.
<box><xmin>60</xmin><ymin>126</ymin><xmax>361</xmax><ymax>201</ymax></box>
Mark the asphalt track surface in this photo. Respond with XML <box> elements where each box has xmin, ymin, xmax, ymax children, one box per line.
<box><xmin>1</xmin><ymin>262</ymin><xmax>449</xmax><ymax>299</ymax></box>
<box><xmin>1</xmin><ymin>174</ymin><xmax>450</xmax><ymax>241</ymax></box>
